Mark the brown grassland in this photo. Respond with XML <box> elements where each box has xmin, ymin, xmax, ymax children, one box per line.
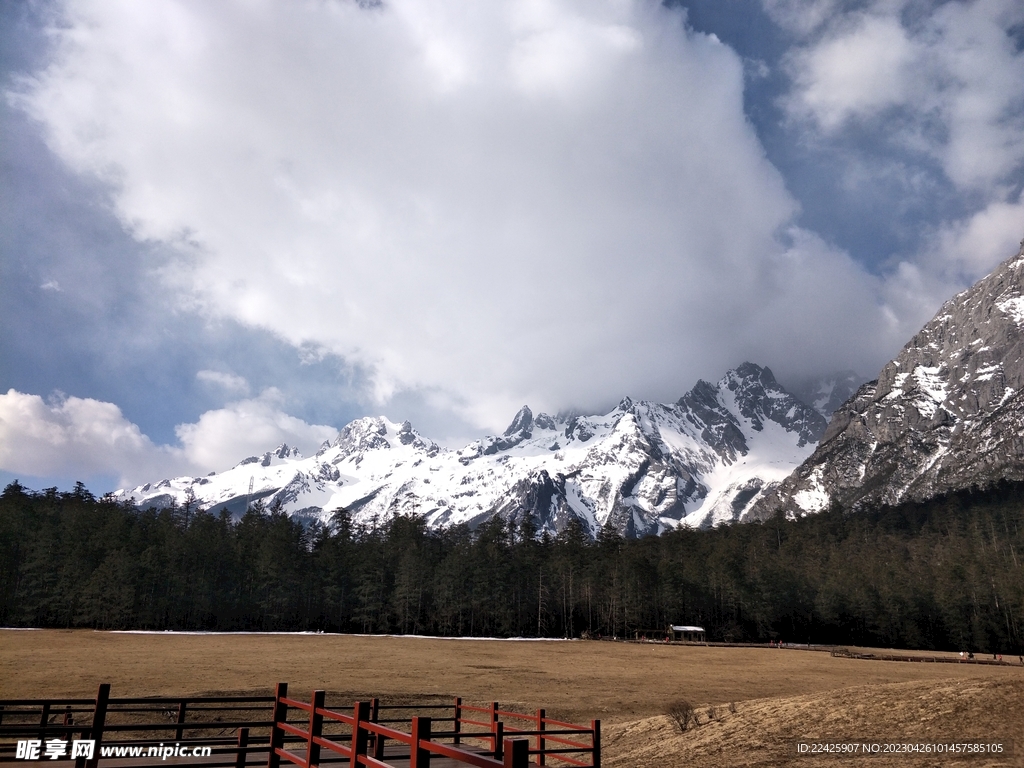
<box><xmin>2</xmin><ymin>630</ymin><xmax>1023</xmax><ymax>767</ymax></box>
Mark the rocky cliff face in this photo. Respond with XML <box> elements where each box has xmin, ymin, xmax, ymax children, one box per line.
<box><xmin>115</xmin><ymin>363</ymin><xmax>826</xmax><ymax>536</ymax></box>
<box><xmin>751</xmin><ymin>246</ymin><xmax>1024</xmax><ymax>518</ymax></box>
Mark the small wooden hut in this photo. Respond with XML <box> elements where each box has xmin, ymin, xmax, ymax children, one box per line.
<box><xmin>669</xmin><ymin>624</ymin><xmax>706</xmax><ymax>642</ymax></box>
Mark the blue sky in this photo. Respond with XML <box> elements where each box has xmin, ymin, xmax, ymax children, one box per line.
<box><xmin>2</xmin><ymin>0</ymin><xmax>1023</xmax><ymax>492</ymax></box>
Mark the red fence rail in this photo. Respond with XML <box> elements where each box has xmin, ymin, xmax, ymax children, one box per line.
<box><xmin>0</xmin><ymin>685</ymin><xmax>599</xmax><ymax>768</ymax></box>
<box><xmin>451</xmin><ymin>702</ymin><xmax>598</xmax><ymax>768</ymax></box>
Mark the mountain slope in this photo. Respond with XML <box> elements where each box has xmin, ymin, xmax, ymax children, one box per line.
<box><xmin>115</xmin><ymin>363</ymin><xmax>826</xmax><ymax>536</ymax></box>
<box><xmin>752</xmin><ymin>246</ymin><xmax>1024</xmax><ymax>518</ymax></box>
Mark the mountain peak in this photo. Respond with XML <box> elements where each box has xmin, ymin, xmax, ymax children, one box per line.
<box><xmin>729</xmin><ymin>361</ymin><xmax>774</xmax><ymax>384</ymax></box>
<box><xmin>503</xmin><ymin>405</ymin><xmax>533</xmax><ymax>436</ymax></box>
<box><xmin>716</xmin><ymin>363</ymin><xmax>827</xmax><ymax>447</ymax></box>
<box><xmin>274</xmin><ymin>443</ymin><xmax>301</xmax><ymax>460</ymax></box>
<box><xmin>332</xmin><ymin>416</ymin><xmax>391</xmax><ymax>456</ymax></box>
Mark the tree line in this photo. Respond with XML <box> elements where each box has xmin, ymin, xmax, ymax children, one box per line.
<box><xmin>1</xmin><ymin>479</ymin><xmax>1022</xmax><ymax>653</ymax></box>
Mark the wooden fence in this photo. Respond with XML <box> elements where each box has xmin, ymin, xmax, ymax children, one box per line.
<box><xmin>0</xmin><ymin>684</ymin><xmax>599</xmax><ymax>768</ymax></box>
<box><xmin>830</xmin><ymin>648</ymin><xmax>1016</xmax><ymax>665</ymax></box>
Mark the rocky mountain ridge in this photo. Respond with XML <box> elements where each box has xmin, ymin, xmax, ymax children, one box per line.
<box><xmin>752</xmin><ymin>246</ymin><xmax>1024</xmax><ymax>518</ymax></box>
<box><xmin>116</xmin><ymin>363</ymin><xmax>828</xmax><ymax>536</ymax></box>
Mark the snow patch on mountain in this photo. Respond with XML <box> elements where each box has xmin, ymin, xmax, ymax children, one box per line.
<box><xmin>997</xmin><ymin>296</ymin><xmax>1024</xmax><ymax>325</ymax></box>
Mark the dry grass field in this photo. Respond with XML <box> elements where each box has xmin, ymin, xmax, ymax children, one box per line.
<box><xmin>3</xmin><ymin>630</ymin><xmax>1023</xmax><ymax>767</ymax></box>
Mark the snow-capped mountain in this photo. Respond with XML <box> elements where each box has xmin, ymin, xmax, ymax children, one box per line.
<box><xmin>115</xmin><ymin>363</ymin><xmax>826</xmax><ymax>536</ymax></box>
<box><xmin>752</xmin><ymin>245</ymin><xmax>1024</xmax><ymax>518</ymax></box>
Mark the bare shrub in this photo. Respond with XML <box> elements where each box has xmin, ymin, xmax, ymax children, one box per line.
<box><xmin>666</xmin><ymin>699</ymin><xmax>697</xmax><ymax>733</ymax></box>
<box><xmin>728</xmin><ymin>701</ymin><xmax>737</xmax><ymax>714</ymax></box>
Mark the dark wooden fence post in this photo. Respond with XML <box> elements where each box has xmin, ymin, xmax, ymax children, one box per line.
<box><xmin>409</xmin><ymin>716</ymin><xmax>430</xmax><ymax>768</ymax></box>
<box><xmin>266</xmin><ymin>683</ymin><xmax>288</xmax><ymax>768</ymax></box>
<box><xmin>369</xmin><ymin>698</ymin><xmax>381</xmax><ymax>759</ymax></box>
<box><xmin>452</xmin><ymin>698</ymin><xmax>462</xmax><ymax>746</ymax></box>
<box><xmin>84</xmin><ymin>683</ymin><xmax>109</xmax><ymax>768</ymax></box>
<box><xmin>62</xmin><ymin>708</ymin><xmax>73</xmax><ymax>761</ymax></box>
<box><xmin>305</xmin><ymin>691</ymin><xmax>325</xmax><ymax>768</ymax></box>
<box><xmin>490</xmin><ymin>702</ymin><xmax>499</xmax><ymax>756</ymax></box>
<box><xmin>235</xmin><ymin>727</ymin><xmax>250</xmax><ymax>768</ymax></box>
<box><xmin>535</xmin><ymin>709</ymin><xmax>545</xmax><ymax>766</ymax></box>
<box><xmin>175</xmin><ymin>700</ymin><xmax>187</xmax><ymax>741</ymax></box>
<box><xmin>503</xmin><ymin>738</ymin><xmax>529</xmax><ymax>768</ymax></box>
<box><xmin>38</xmin><ymin>702</ymin><xmax>51</xmax><ymax>740</ymax></box>
<box><xmin>349</xmin><ymin>701</ymin><xmax>369</xmax><ymax>768</ymax></box>
<box><xmin>493</xmin><ymin>722</ymin><xmax>504</xmax><ymax>761</ymax></box>
<box><xmin>590</xmin><ymin>720</ymin><xmax>601</xmax><ymax>768</ymax></box>
<box><xmin>74</xmin><ymin>721</ymin><xmax>88</xmax><ymax>768</ymax></box>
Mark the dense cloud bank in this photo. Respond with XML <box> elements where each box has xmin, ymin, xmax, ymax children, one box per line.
<box><xmin>4</xmin><ymin>0</ymin><xmax>1024</xmax><ymax>484</ymax></box>
<box><xmin>13</xmin><ymin>0</ymin><xmax>898</xmax><ymax>428</ymax></box>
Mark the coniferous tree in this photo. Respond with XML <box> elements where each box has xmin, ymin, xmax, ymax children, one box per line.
<box><xmin>2</xmin><ymin>480</ymin><xmax>1023</xmax><ymax>651</ymax></box>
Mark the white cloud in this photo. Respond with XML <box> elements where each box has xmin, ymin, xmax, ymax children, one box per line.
<box><xmin>761</xmin><ymin>0</ymin><xmax>841</xmax><ymax>36</ymax></box>
<box><xmin>781</xmin><ymin>0</ymin><xmax>1024</xmax><ymax>193</ymax></box>
<box><xmin>867</xmin><ymin>193</ymin><xmax>1024</xmax><ymax>346</ymax></box>
<box><xmin>173</xmin><ymin>389</ymin><xmax>336</xmax><ymax>473</ymax></box>
<box><xmin>15</xmin><ymin>0</ymin><xmax>914</xmax><ymax>430</ymax></box>
<box><xmin>0</xmin><ymin>389</ymin><xmax>164</xmax><ymax>482</ymax></box>
<box><xmin>773</xmin><ymin>0</ymin><xmax>1024</xmax><ymax>319</ymax></box>
<box><xmin>930</xmin><ymin>192</ymin><xmax>1024</xmax><ymax>280</ymax></box>
<box><xmin>196</xmin><ymin>369</ymin><xmax>250</xmax><ymax>396</ymax></box>
<box><xmin>0</xmin><ymin>389</ymin><xmax>336</xmax><ymax>487</ymax></box>
<box><xmin>785</xmin><ymin>13</ymin><xmax>915</xmax><ymax>130</ymax></box>
<box><xmin>737</xmin><ymin>227</ymin><xmax>890</xmax><ymax>372</ymax></box>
